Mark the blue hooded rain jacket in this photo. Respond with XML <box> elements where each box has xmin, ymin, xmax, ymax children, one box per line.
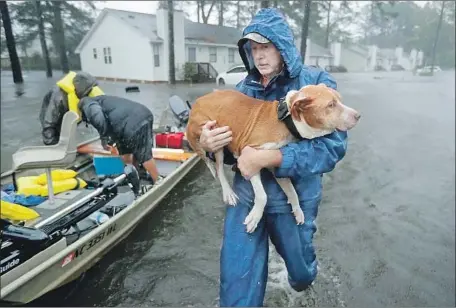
<box><xmin>218</xmin><ymin>8</ymin><xmax>348</xmax><ymax>307</ymax></box>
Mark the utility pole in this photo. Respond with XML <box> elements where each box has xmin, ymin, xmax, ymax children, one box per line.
<box><xmin>300</xmin><ymin>0</ymin><xmax>312</xmax><ymax>62</ymax></box>
<box><xmin>167</xmin><ymin>0</ymin><xmax>176</xmax><ymax>84</ymax></box>
<box><xmin>430</xmin><ymin>1</ymin><xmax>445</xmax><ymax>75</ymax></box>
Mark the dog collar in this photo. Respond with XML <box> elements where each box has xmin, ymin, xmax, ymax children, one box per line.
<box><xmin>277</xmin><ymin>97</ymin><xmax>303</xmax><ymax>140</ymax></box>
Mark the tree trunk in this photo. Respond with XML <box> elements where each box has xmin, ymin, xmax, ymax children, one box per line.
<box><xmin>261</xmin><ymin>1</ymin><xmax>269</xmax><ymax>9</ymax></box>
<box><xmin>35</xmin><ymin>0</ymin><xmax>52</xmax><ymax>77</ymax></box>
<box><xmin>201</xmin><ymin>0</ymin><xmax>216</xmax><ymax>24</ymax></box>
<box><xmin>430</xmin><ymin>1</ymin><xmax>445</xmax><ymax>75</ymax></box>
<box><xmin>300</xmin><ymin>0</ymin><xmax>312</xmax><ymax>62</ymax></box>
<box><xmin>52</xmin><ymin>2</ymin><xmax>69</xmax><ymax>73</ymax></box>
<box><xmin>168</xmin><ymin>0</ymin><xmax>176</xmax><ymax>84</ymax></box>
<box><xmin>236</xmin><ymin>0</ymin><xmax>241</xmax><ymax>29</ymax></box>
<box><xmin>218</xmin><ymin>1</ymin><xmax>223</xmax><ymax>26</ymax></box>
<box><xmin>0</xmin><ymin>1</ymin><xmax>23</xmax><ymax>84</ymax></box>
<box><xmin>324</xmin><ymin>0</ymin><xmax>332</xmax><ymax>48</ymax></box>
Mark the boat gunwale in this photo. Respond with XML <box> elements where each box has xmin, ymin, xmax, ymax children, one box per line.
<box><xmin>0</xmin><ymin>153</ymin><xmax>200</xmax><ymax>300</ymax></box>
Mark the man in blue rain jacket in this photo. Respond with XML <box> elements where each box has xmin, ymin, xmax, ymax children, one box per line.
<box><xmin>199</xmin><ymin>8</ymin><xmax>348</xmax><ymax>307</ymax></box>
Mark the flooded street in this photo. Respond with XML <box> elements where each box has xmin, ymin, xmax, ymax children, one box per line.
<box><xmin>1</xmin><ymin>70</ymin><xmax>455</xmax><ymax>307</ymax></box>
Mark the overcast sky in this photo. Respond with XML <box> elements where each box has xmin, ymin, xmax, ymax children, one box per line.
<box><xmin>98</xmin><ymin>0</ymin><xmax>429</xmax><ymax>27</ymax></box>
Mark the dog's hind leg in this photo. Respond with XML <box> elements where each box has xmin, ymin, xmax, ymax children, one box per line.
<box><xmin>214</xmin><ymin>149</ymin><xmax>238</xmax><ymax>206</ymax></box>
<box><xmin>244</xmin><ymin>173</ymin><xmax>267</xmax><ymax>233</ymax></box>
<box><xmin>274</xmin><ymin>176</ymin><xmax>305</xmax><ymax>225</ymax></box>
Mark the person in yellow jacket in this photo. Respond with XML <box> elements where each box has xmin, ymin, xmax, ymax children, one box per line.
<box><xmin>39</xmin><ymin>71</ymin><xmax>102</xmax><ymax>145</ymax></box>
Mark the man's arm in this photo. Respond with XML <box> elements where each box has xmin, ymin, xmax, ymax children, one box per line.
<box><xmin>79</xmin><ymin>97</ymin><xmax>110</xmax><ymax>148</ymax></box>
<box><xmin>40</xmin><ymin>88</ymin><xmax>65</xmax><ymax>145</ymax></box>
<box><xmin>273</xmin><ymin>131</ymin><xmax>347</xmax><ymax>178</ymax></box>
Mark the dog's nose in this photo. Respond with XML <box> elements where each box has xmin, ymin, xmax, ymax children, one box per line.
<box><xmin>354</xmin><ymin>113</ymin><xmax>361</xmax><ymax>120</ymax></box>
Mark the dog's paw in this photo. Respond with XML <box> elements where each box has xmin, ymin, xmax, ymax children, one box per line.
<box><xmin>292</xmin><ymin>207</ymin><xmax>305</xmax><ymax>225</ymax></box>
<box><xmin>243</xmin><ymin>208</ymin><xmax>263</xmax><ymax>233</ymax></box>
<box><xmin>223</xmin><ymin>188</ymin><xmax>239</xmax><ymax>206</ymax></box>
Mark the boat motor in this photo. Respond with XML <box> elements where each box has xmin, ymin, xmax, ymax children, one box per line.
<box><xmin>1</xmin><ymin>219</ymin><xmax>59</xmax><ymax>276</ymax></box>
<box><xmin>169</xmin><ymin>95</ymin><xmax>191</xmax><ymax>129</ymax></box>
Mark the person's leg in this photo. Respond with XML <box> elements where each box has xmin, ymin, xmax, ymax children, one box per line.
<box><xmin>132</xmin><ymin>120</ymin><xmax>160</xmax><ymax>183</ymax></box>
<box><xmin>220</xmin><ymin>203</ymin><xmax>269</xmax><ymax>307</ymax></box>
<box><xmin>267</xmin><ymin>199</ymin><xmax>320</xmax><ymax>291</ymax></box>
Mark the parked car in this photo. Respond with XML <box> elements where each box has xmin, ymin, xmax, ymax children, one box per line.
<box><xmin>325</xmin><ymin>65</ymin><xmax>348</xmax><ymax>73</ymax></box>
<box><xmin>416</xmin><ymin>65</ymin><xmax>442</xmax><ymax>74</ymax></box>
<box><xmin>374</xmin><ymin>65</ymin><xmax>386</xmax><ymax>71</ymax></box>
<box><xmin>415</xmin><ymin>66</ymin><xmax>442</xmax><ymax>76</ymax></box>
<box><xmin>216</xmin><ymin>65</ymin><xmax>248</xmax><ymax>86</ymax></box>
<box><xmin>390</xmin><ymin>64</ymin><xmax>405</xmax><ymax>71</ymax></box>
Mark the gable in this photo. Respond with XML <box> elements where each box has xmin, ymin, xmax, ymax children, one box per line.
<box><xmin>75</xmin><ymin>12</ymin><xmax>148</xmax><ymax>54</ymax></box>
<box><xmin>75</xmin><ymin>9</ymin><xmax>161</xmax><ymax>54</ymax></box>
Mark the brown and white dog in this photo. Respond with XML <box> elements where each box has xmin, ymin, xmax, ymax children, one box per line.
<box><xmin>186</xmin><ymin>83</ymin><xmax>360</xmax><ymax>233</ymax></box>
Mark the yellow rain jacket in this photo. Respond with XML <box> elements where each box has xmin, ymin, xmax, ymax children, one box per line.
<box><xmin>39</xmin><ymin>71</ymin><xmax>105</xmax><ymax>145</ymax></box>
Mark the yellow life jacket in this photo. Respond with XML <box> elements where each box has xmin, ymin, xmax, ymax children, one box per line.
<box><xmin>56</xmin><ymin>71</ymin><xmax>105</xmax><ymax>122</ymax></box>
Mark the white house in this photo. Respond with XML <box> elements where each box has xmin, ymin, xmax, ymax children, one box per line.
<box><xmin>329</xmin><ymin>42</ymin><xmax>424</xmax><ymax>72</ymax></box>
<box><xmin>295</xmin><ymin>38</ymin><xmax>334</xmax><ymax>68</ymax></box>
<box><xmin>75</xmin><ymin>8</ymin><xmax>244</xmax><ymax>83</ymax></box>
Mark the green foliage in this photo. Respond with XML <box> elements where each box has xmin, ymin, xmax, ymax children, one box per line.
<box><xmin>8</xmin><ymin>1</ymin><xmax>98</xmax><ymax>58</ymax></box>
<box><xmin>183</xmin><ymin>62</ymin><xmax>197</xmax><ymax>82</ymax></box>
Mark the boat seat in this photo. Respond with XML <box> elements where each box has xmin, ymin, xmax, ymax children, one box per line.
<box><xmin>11</xmin><ymin>111</ymin><xmax>80</xmax><ymax>204</ymax></box>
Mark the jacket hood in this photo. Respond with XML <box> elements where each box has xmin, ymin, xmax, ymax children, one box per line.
<box><xmin>238</xmin><ymin>8</ymin><xmax>303</xmax><ymax>79</ymax></box>
<box><xmin>73</xmin><ymin>71</ymin><xmax>99</xmax><ymax>99</ymax></box>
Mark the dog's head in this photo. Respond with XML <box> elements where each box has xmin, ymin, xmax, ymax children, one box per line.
<box><xmin>286</xmin><ymin>84</ymin><xmax>360</xmax><ymax>134</ymax></box>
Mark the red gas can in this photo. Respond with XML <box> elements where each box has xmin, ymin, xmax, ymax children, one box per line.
<box><xmin>155</xmin><ymin>132</ymin><xmax>185</xmax><ymax>149</ymax></box>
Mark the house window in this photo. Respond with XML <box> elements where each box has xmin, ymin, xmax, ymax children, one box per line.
<box><xmin>93</xmin><ymin>48</ymin><xmax>97</xmax><ymax>59</ymax></box>
<box><xmin>228</xmin><ymin>48</ymin><xmax>235</xmax><ymax>63</ymax></box>
<box><xmin>153</xmin><ymin>44</ymin><xmax>160</xmax><ymax>67</ymax></box>
<box><xmin>188</xmin><ymin>47</ymin><xmax>196</xmax><ymax>62</ymax></box>
<box><xmin>103</xmin><ymin>47</ymin><xmax>112</xmax><ymax>64</ymax></box>
<box><xmin>209</xmin><ymin>47</ymin><xmax>217</xmax><ymax>63</ymax></box>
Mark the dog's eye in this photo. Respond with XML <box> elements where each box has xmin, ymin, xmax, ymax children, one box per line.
<box><xmin>328</xmin><ymin>100</ymin><xmax>336</xmax><ymax>108</ymax></box>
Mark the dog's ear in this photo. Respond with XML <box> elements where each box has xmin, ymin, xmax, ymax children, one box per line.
<box><xmin>290</xmin><ymin>94</ymin><xmax>314</xmax><ymax>121</ymax></box>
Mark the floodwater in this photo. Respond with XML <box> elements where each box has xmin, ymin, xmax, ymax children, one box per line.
<box><xmin>1</xmin><ymin>70</ymin><xmax>454</xmax><ymax>307</ymax></box>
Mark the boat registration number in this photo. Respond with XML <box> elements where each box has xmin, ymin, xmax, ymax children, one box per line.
<box><xmin>76</xmin><ymin>223</ymin><xmax>117</xmax><ymax>258</ymax></box>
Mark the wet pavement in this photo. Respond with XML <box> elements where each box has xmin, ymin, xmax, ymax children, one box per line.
<box><xmin>1</xmin><ymin>69</ymin><xmax>455</xmax><ymax>307</ymax></box>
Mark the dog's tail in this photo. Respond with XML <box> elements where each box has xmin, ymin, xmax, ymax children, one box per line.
<box><xmin>186</xmin><ymin>123</ymin><xmax>217</xmax><ymax>179</ymax></box>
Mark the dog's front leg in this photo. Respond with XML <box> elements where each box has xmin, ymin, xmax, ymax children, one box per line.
<box><xmin>244</xmin><ymin>173</ymin><xmax>267</xmax><ymax>233</ymax></box>
<box><xmin>214</xmin><ymin>150</ymin><xmax>238</xmax><ymax>206</ymax></box>
<box><xmin>273</xmin><ymin>176</ymin><xmax>305</xmax><ymax>225</ymax></box>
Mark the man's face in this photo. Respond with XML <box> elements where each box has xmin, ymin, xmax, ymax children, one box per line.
<box><xmin>250</xmin><ymin>41</ymin><xmax>283</xmax><ymax>78</ymax></box>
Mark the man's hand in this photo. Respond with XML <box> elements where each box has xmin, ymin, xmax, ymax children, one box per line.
<box><xmin>104</xmin><ymin>144</ymin><xmax>119</xmax><ymax>155</ymax></box>
<box><xmin>237</xmin><ymin>146</ymin><xmax>283</xmax><ymax>180</ymax></box>
<box><xmin>199</xmin><ymin>120</ymin><xmax>232</xmax><ymax>152</ymax></box>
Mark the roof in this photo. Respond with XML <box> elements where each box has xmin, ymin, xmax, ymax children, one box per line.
<box><xmin>184</xmin><ymin>20</ymin><xmax>242</xmax><ymax>45</ymax></box>
<box><xmin>108</xmin><ymin>9</ymin><xmax>161</xmax><ymax>42</ymax></box>
<box><xmin>295</xmin><ymin>38</ymin><xmax>333</xmax><ymax>58</ymax></box>
<box><xmin>309</xmin><ymin>42</ymin><xmax>333</xmax><ymax>58</ymax></box>
<box><xmin>344</xmin><ymin>44</ymin><xmax>369</xmax><ymax>58</ymax></box>
<box><xmin>76</xmin><ymin>8</ymin><xmax>241</xmax><ymax>53</ymax></box>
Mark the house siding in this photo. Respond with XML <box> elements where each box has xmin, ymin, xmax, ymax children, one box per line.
<box><xmin>79</xmin><ymin>14</ymin><xmax>155</xmax><ymax>81</ymax></box>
